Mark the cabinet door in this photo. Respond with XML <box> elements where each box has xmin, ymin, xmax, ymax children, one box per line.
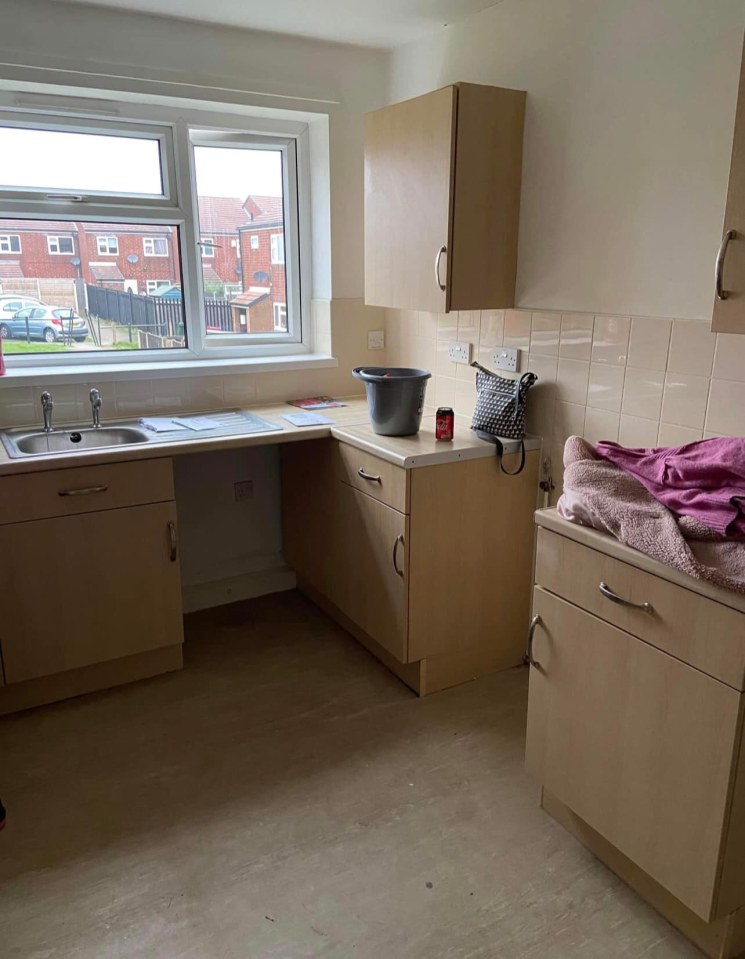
<box><xmin>333</xmin><ymin>483</ymin><xmax>409</xmax><ymax>662</ymax></box>
<box><xmin>0</xmin><ymin>502</ymin><xmax>183</xmax><ymax>683</ymax></box>
<box><xmin>365</xmin><ymin>85</ymin><xmax>455</xmax><ymax>313</ymax></box>
<box><xmin>526</xmin><ymin>587</ymin><xmax>741</xmax><ymax>921</ymax></box>
<box><xmin>714</xmin><ymin>35</ymin><xmax>745</xmax><ymax>332</ymax></box>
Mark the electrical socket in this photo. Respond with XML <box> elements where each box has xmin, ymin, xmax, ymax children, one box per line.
<box><xmin>493</xmin><ymin>347</ymin><xmax>519</xmax><ymax>372</ymax></box>
<box><xmin>448</xmin><ymin>341</ymin><xmax>472</xmax><ymax>365</ymax></box>
<box><xmin>234</xmin><ymin>480</ymin><xmax>254</xmax><ymax>502</ymax></box>
<box><xmin>367</xmin><ymin>329</ymin><xmax>385</xmax><ymax>350</ymax></box>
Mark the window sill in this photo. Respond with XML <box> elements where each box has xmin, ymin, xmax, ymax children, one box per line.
<box><xmin>0</xmin><ymin>352</ymin><xmax>338</xmax><ymax>387</ymax></box>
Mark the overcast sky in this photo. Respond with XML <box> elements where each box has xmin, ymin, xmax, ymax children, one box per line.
<box><xmin>0</xmin><ymin>128</ymin><xmax>283</xmax><ymax>199</ymax></box>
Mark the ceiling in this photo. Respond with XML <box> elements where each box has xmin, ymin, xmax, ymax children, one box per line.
<box><xmin>57</xmin><ymin>0</ymin><xmax>504</xmax><ymax>49</ymax></box>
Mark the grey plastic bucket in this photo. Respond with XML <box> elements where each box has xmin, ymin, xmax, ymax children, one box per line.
<box><xmin>352</xmin><ymin>367</ymin><xmax>432</xmax><ymax>436</ymax></box>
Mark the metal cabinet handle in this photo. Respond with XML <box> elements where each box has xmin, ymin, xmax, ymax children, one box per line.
<box><xmin>716</xmin><ymin>229</ymin><xmax>736</xmax><ymax>300</ymax></box>
<box><xmin>599</xmin><ymin>581</ymin><xmax>653</xmax><ymax>614</ymax></box>
<box><xmin>168</xmin><ymin>521</ymin><xmax>178</xmax><ymax>562</ymax></box>
<box><xmin>392</xmin><ymin>533</ymin><xmax>404</xmax><ymax>577</ymax></box>
<box><xmin>524</xmin><ymin>614</ymin><xmax>542</xmax><ymax>668</ymax></box>
<box><xmin>357</xmin><ymin>467</ymin><xmax>381</xmax><ymax>483</ymax></box>
<box><xmin>58</xmin><ymin>485</ymin><xmax>108</xmax><ymax>497</ymax></box>
<box><xmin>434</xmin><ymin>245</ymin><xmax>447</xmax><ymax>291</ymax></box>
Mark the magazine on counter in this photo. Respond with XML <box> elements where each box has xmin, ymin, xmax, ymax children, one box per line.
<box><xmin>287</xmin><ymin>395</ymin><xmax>347</xmax><ymax>410</ymax></box>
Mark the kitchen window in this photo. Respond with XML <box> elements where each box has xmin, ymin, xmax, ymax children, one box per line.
<box><xmin>0</xmin><ymin>234</ymin><xmax>21</xmax><ymax>253</ymax></box>
<box><xmin>47</xmin><ymin>235</ymin><xmax>75</xmax><ymax>255</ymax></box>
<box><xmin>0</xmin><ymin>100</ymin><xmax>309</xmax><ymax>370</ymax></box>
<box><xmin>143</xmin><ymin>236</ymin><xmax>169</xmax><ymax>257</ymax></box>
<box><xmin>96</xmin><ymin>235</ymin><xmax>118</xmax><ymax>255</ymax></box>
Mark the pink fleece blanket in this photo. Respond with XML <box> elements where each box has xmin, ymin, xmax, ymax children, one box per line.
<box><xmin>557</xmin><ymin>436</ymin><xmax>745</xmax><ymax>594</ymax></box>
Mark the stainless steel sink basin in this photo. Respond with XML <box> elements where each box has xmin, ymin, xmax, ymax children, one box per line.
<box><xmin>2</xmin><ymin>425</ymin><xmax>151</xmax><ymax>458</ymax></box>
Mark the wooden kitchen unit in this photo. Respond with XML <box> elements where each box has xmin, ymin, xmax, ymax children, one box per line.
<box><xmin>526</xmin><ymin>509</ymin><xmax>745</xmax><ymax>959</ymax></box>
<box><xmin>282</xmin><ymin>431</ymin><xmax>540</xmax><ymax>696</ymax></box>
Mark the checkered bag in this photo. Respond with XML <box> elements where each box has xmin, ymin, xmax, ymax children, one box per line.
<box><xmin>470</xmin><ymin>362</ymin><xmax>537</xmax><ymax>474</ymax></box>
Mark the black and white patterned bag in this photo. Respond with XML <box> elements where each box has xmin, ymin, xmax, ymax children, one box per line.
<box><xmin>470</xmin><ymin>361</ymin><xmax>537</xmax><ymax>475</ymax></box>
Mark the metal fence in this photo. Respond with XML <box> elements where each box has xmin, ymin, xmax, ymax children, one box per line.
<box><xmin>85</xmin><ymin>286</ymin><xmax>234</xmax><ymax>336</ymax></box>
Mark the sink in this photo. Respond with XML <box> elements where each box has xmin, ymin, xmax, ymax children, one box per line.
<box><xmin>2</xmin><ymin>425</ymin><xmax>151</xmax><ymax>458</ymax></box>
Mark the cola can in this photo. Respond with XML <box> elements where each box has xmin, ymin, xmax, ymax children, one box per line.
<box><xmin>435</xmin><ymin>407</ymin><xmax>454</xmax><ymax>441</ymax></box>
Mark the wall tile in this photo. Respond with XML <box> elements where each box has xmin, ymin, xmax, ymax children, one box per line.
<box><xmin>556</xmin><ymin>358</ymin><xmax>590</xmax><ymax>405</ymax></box>
<box><xmin>713</xmin><ymin>333</ymin><xmax>745</xmax><ymax>382</ymax></box>
<box><xmin>621</xmin><ymin>367</ymin><xmax>664</xmax><ymax>420</ymax></box>
<box><xmin>705</xmin><ymin>379</ymin><xmax>745</xmax><ymax>435</ymax></box>
<box><xmin>587</xmin><ymin>363</ymin><xmax>625</xmax><ymax>411</ymax></box>
<box><xmin>659</xmin><ymin>372</ymin><xmax>709</xmax><ymax>429</ymax></box>
<box><xmin>435</xmin><ymin>338</ymin><xmax>452</xmax><ymax>377</ymax></box>
<box><xmin>527</xmin><ymin>352</ymin><xmax>558</xmax><ymax>385</ymax></box>
<box><xmin>454</xmin><ymin>375</ymin><xmax>477</xmax><ymax>419</ymax></box>
<box><xmin>627</xmin><ymin>317</ymin><xmax>671</xmax><ymax>371</ymax></box>
<box><xmin>113</xmin><ymin>379</ymin><xmax>154</xmax><ymax>417</ymax></box>
<box><xmin>530</xmin><ymin>312</ymin><xmax>560</xmax><ymax>356</ymax></box>
<box><xmin>435</xmin><ymin>375</ymin><xmax>456</xmax><ymax>409</ymax></box>
<box><xmin>667</xmin><ymin>320</ymin><xmax>715</xmax><ymax>376</ymax></box>
<box><xmin>436</xmin><ymin>313</ymin><xmax>458</xmax><ymax>341</ymax></box>
<box><xmin>188</xmin><ymin>376</ymin><xmax>225</xmax><ymax>411</ymax></box>
<box><xmin>503</xmin><ymin>310</ymin><xmax>531</xmax><ymax>351</ymax></box>
<box><xmin>415</xmin><ymin>336</ymin><xmax>437</xmax><ymax>375</ymax></box>
<box><xmin>548</xmin><ymin>442</ymin><xmax>566</xmax><ymax>507</ymax></box>
<box><xmin>0</xmin><ymin>386</ymin><xmax>35</xmax><ymax>428</ymax></box>
<box><xmin>223</xmin><ymin>373</ymin><xmax>258</xmax><ymax>406</ymax></box>
<box><xmin>657</xmin><ymin>422</ymin><xmax>703</xmax><ymax>446</ymax></box>
<box><xmin>418</xmin><ymin>312</ymin><xmax>439</xmax><ymax>340</ymax></box>
<box><xmin>553</xmin><ymin>400</ymin><xmax>586</xmax><ymax>445</ymax></box>
<box><xmin>584</xmin><ymin>408</ymin><xmax>620</xmax><ymax>445</ymax></box>
<box><xmin>457</xmin><ymin>311</ymin><xmax>480</xmax><ymax>342</ymax></box>
<box><xmin>592</xmin><ymin>315</ymin><xmax>631</xmax><ymax>365</ymax></box>
<box><xmin>559</xmin><ymin>313</ymin><xmax>593</xmax><ymax>361</ymax></box>
<box><xmin>479</xmin><ymin>310</ymin><xmax>504</xmax><ymax>349</ymax></box>
<box><xmin>619</xmin><ymin>414</ymin><xmax>659</xmax><ymax>448</ymax></box>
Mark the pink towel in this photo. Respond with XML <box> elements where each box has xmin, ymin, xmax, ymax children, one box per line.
<box><xmin>595</xmin><ymin>438</ymin><xmax>745</xmax><ymax>539</ymax></box>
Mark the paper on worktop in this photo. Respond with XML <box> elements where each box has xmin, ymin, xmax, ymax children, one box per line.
<box><xmin>172</xmin><ymin>416</ymin><xmax>219</xmax><ymax>432</ymax></box>
<box><xmin>287</xmin><ymin>396</ymin><xmax>347</xmax><ymax>410</ymax></box>
<box><xmin>281</xmin><ymin>412</ymin><xmax>334</xmax><ymax>427</ymax></box>
<box><xmin>139</xmin><ymin>417</ymin><xmax>188</xmax><ymax>433</ymax></box>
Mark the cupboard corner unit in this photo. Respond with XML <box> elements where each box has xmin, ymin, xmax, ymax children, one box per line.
<box><xmin>364</xmin><ymin>81</ymin><xmax>526</xmax><ymax>314</ymax></box>
<box><xmin>0</xmin><ymin>458</ymin><xmax>184</xmax><ymax>715</ymax></box>
<box><xmin>526</xmin><ymin>511</ymin><xmax>745</xmax><ymax>959</ymax></box>
<box><xmin>281</xmin><ymin>437</ymin><xmax>539</xmax><ymax>696</ymax></box>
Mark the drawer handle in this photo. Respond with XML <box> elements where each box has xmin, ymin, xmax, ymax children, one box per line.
<box><xmin>392</xmin><ymin>533</ymin><xmax>404</xmax><ymax>577</ymax></box>
<box><xmin>58</xmin><ymin>485</ymin><xmax>108</xmax><ymax>497</ymax></box>
<box><xmin>599</xmin><ymin>581</ymin><xmax>654</xmax><ymax>614</ymax></box>
<box><xmin>358</xmin><ymin>467</ymin><xmax>382</xmax><ymax>483</ymax></box>
<box><xmin>434</xmin><ymin>244</ymin><xmax>447</xmax><ymax>291</ymax></box>
<box><xmin>168</xmin><ymin>521</ymin><xmax>178</xmax><ymax>563</ymax></box>
<box><xmin>716</xmin><ymin>229</ymin><xmax>736</xmax><ymax>300</ymax></box>
<box><xmin>524</xmin><ymin>614</ymin><xmax>542</xmax><ymax>669</ymax></box>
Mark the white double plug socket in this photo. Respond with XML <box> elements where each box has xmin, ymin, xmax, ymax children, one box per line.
<box><xmin>448</xmin><ymin>341</ymin><xmax>472</xmax><ymax>365</ymax></box>
<box><xmin>492</xmin><ymin>347</ymin><xmax>519</xmax><ymax>372</ymax></box>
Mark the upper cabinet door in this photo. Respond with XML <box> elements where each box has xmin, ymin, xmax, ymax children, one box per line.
<box><xmin>714</xmin><ymin>36</ymin><xmax>745</xmax><ymax>333</ymax></box>
<box><xmin>364</xmin><ymin>83</ymin><xmax>526</xmax><ymax>314</ymax></box>
<box><xmin>365</xmin><ymin>85</ymin><xmax>456</xmax><ymax>314</ymax></box>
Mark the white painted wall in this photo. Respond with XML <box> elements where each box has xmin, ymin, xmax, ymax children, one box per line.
<box><xmin>389</xmin><ymin>0</ymin><xmax>745</xmax><ymax>319</ymax></box>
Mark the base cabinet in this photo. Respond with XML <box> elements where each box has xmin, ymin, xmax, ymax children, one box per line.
<box><xmin>527</xmin><ymin>515</ymin><xmax>745</xmax><ymax>958</ymax></box>
<box><xmin>282</xmin><ymin>438</ymin><xmax>539</xmax><ymax>695</ymax></box>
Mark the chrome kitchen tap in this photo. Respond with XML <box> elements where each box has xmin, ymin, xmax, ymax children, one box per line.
<box><xmin>90</xmin><ymin>388</ymin><xmax>102</xmax><ymax>428</ymax></box>
<box><xmin>41</xmin><ymin>391</ymin><xmax>54</xmax><ymax>433</ymax></box>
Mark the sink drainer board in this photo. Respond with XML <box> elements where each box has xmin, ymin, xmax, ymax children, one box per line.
<box><xmin>152</xmin><ymin>411</ymin><xmax>283</xmax><ymax>441</ymax></box>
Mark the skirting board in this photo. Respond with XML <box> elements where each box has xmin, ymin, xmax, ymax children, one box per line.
<box><xmin>182</xmin><ymin>565</ymin><xmax>296</xmax><ymax>613</ymax></box>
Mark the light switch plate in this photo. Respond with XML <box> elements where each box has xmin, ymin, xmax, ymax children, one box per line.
<box><xmin>448</xmin><ymin>341</ymin><xmax>472</xmax><ymax>365</ymax></box>
<box><xmin>493</xmin><ymin>347</ymin><xmax>519</xmax><ymax>372</ymax></box>
<box><xmin>367</xmin><ymin>329</ymin><xmax>385</xmax><ymax>350</ymax></box>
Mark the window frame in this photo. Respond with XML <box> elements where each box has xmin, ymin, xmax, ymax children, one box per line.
<box><xmin>250</xmin><ymin>234</ymin><xmax>259</xmax><ymax>250</ymax></box>
<box><xmin>270</xmin><ymin>232</ymin><xmax>285</xmax><ymax>265</ymax></box>
<box><xmin>0</xmin><ymin>96</ymin><xmax>313</xmax><ymax>372</ymax></box>
<box><xmin>0</xmin><ymin>234</ymin><xmax>21</xmax><ymax>253</ymax></box>
<box><xmin>96</xmin><ymin>235</ymin><xmax>119</xmax><ymax>256</ymax></box>
<box><xmin>143</xmin><ymin>235</ymin><xmax>169</xmax><ymax>257</ymax></box>
<box><xmin>46</xmin><ymin>235</ymin><xmax>75</xmax><ymax>255</ymax></box>
<box><xmin>273</xmin><ymin>302</ymin><xmax>287</xmax><ymax>331</ymax></box>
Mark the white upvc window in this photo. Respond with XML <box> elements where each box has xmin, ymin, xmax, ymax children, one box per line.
<box><xmin>143</xmin><ymin>236</ymin><xmax>168</xmax><ymax>256</ymax></box>
<box><xmin>0</xmin><ymin>234</ymin><xmax>21</xmax><ymax>253</ymax></box>
<box><xmin>273</xmin><ymin>302</ymin><xmax>287</xmax><ymax>331</ymax></box>
<box><xmin>47</xmin><ymin>235</ymin><xmax>74</xmax><ymax>255</ymax></box>
<box><xmin>96</xmin><ymin>235</ymin><xmax>118</xmax><ymax>255</ymax></box>
<box><xmin>250</xmin><ymin>234</ymin><xmax>259</xmax><ymax>250</ymax></box>
<box><xmin>270</xmin><ymin>233</ymin><xmax>285</xmax><ymax>264</ymax></box>
<box><xmin>0</xmin><ymin>98</ymin><xmax>310</xmax><ymax>372</ymax></box>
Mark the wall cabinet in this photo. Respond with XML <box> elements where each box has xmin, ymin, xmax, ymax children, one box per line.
<box><xmin>364</xmin><ymin>82</ymin><xmax>526</xmax><ymax>314</ymax></box>
<box><xmin>0</xmin><ymin>458</ymin><xmax>183</xmax><ymax>714</ymax></box>
<box><xmin>527</xmin><ymin>516</ymin><xmax>745</xmax><ymax>958</ymax></box>
<box><xmin>714</xmin><ymin>35</ymin><xmax>745</xmax><ymax>333</ymax></box>
<box><xmin>282</xmin><ymin>438</ymin><xmax>539</xmax><ymax>695</ymax></box>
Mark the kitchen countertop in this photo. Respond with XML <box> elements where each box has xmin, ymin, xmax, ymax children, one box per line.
<box><xmin>0</xmin><ymin>401</ymin><xmax>541</xmax><ymax>476</ymax></box>
<box><xmin>535</xmin><ymin>507</ymin><xmax>745</xmax><ymax>614</ymax></box>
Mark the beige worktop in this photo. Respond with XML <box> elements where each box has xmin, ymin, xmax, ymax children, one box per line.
<box><xmin>0</xmin><ymin>401</ymin><xmax>540</xmax><ymax>476</ymax></box>
<box><xmin>536</xmin><ymin>507</ymin><xmax>745</xmax><ymax>614</ymax></box>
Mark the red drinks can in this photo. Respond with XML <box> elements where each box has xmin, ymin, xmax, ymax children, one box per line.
<box><xmin>435</xmin><ymin>407</ymin><xmax>454</xmax><ymax>441</ymax></box>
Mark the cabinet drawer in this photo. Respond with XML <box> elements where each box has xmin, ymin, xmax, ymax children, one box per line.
<box><xmin>526</xmin><ymin>587</ymin><xmax>741</xmax><ymax>921</ymax></box>
<box><xmin>334</xmin><ymin>441</ymin><xmax>409</xmax><ymax>513</ymax></box>
<box><xmin>0</xmin><ymin>458</ymin><xmax>174</xmax><ymax>524</ymax></box>
<box><xmin>535</xmin><ymin>527</ymin><xmax>745</xmax><ymax>689</ymax></box>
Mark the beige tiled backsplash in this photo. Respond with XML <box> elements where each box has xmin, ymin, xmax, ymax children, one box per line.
<box><xmin>386</xmin><ymin>307</ymin><xmax>745</xmax><ymax>503</ymax></box>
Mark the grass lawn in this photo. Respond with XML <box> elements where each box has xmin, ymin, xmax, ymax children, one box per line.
<box><xmin>1</xmin><ymin>341</ymin><xmax>69</xmax><ymax>354</ymax></box>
